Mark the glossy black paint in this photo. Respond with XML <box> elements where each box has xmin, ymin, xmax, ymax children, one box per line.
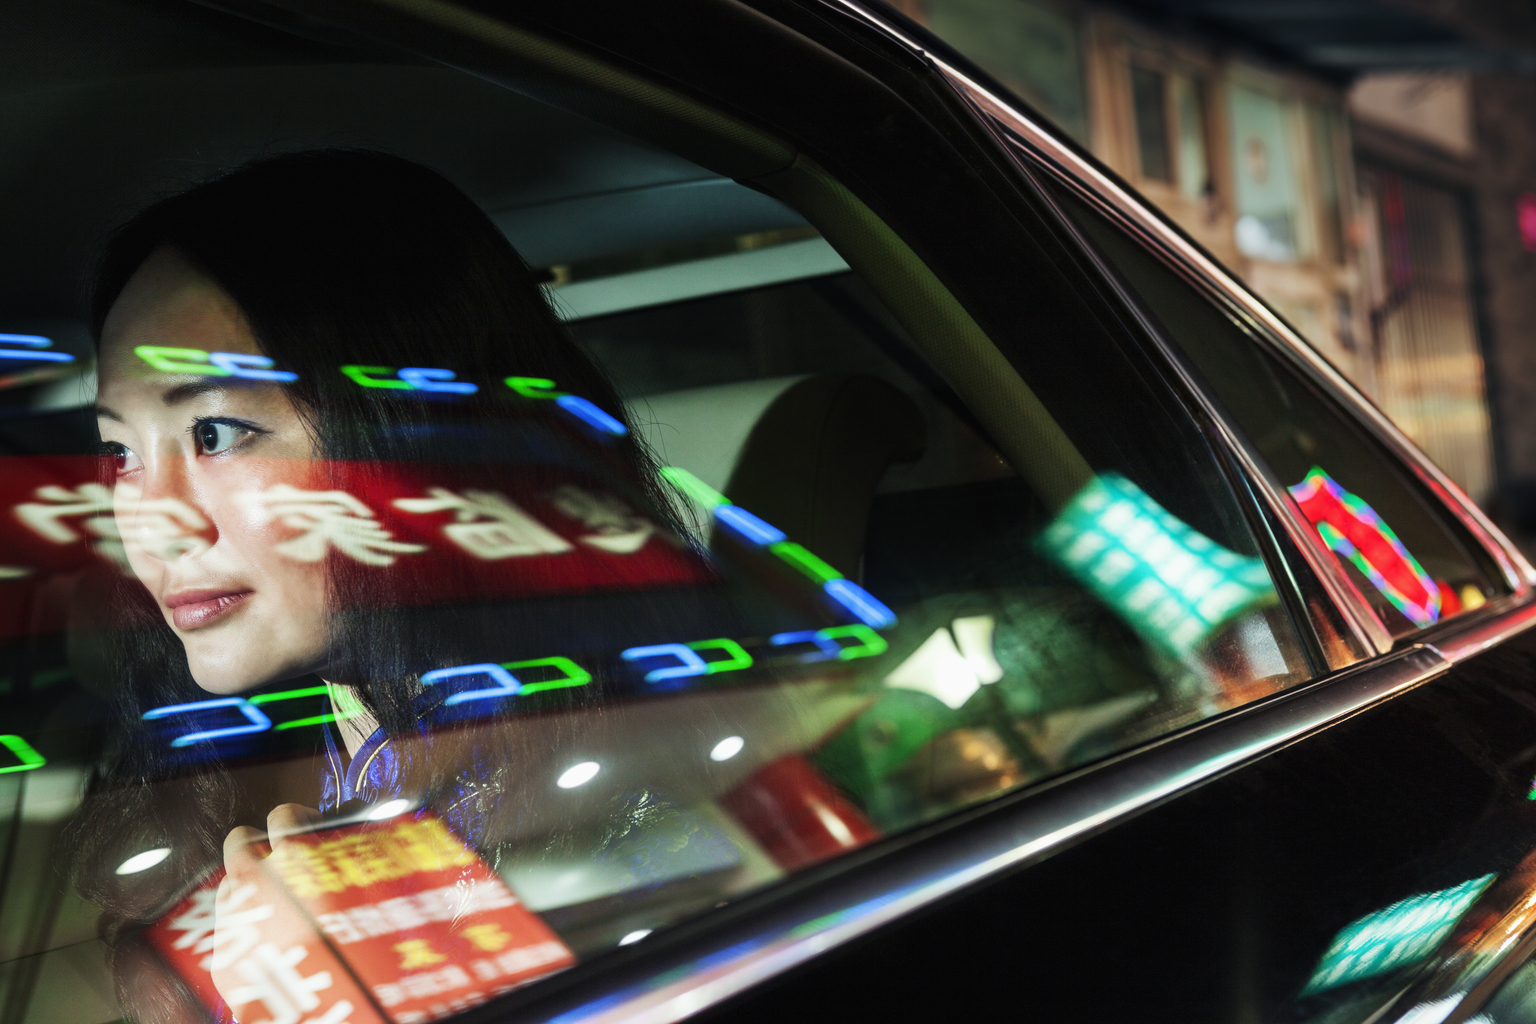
<box><xmin>683</xmin><ymin>630</ymin><xmax>1536</xmax><ymax>1022</ymax></box>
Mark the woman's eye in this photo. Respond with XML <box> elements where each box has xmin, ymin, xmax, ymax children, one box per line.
<box><xmin>194</xmin><ymin>421</ymin><xmax>249</xmax><ymax>455</ymax></box>
<box><xmin>101</xmin><ymin>443</ymin><xmax>142</xmax><ymax>475</ymax></box>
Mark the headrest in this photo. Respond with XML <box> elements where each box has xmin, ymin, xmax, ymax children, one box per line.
<box><xmin>629</xmin><ymin>376</ymin><xmax>808</xmax><ymax>497</ymax></box>
<box><xmin>725</xmin><ymin>373</ymin><xmax>925</xmax><ymax>579</ymax></box>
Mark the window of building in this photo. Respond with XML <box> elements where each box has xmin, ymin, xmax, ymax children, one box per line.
<box><xmin>1127</xmin><ymin>62</ymin><xmax>1211</xmax><ymax>203</ymax></box>
<box><xmin>1173</xmin><ymin>74</ymin><xmax>1211</xmax><ymax>201</ymax></box>
<box><xmin>1308</xmin><ymin>103</ymin><xmax>1347</xmax><ymax>265</ymax></box>
<box><xmin>915</xmin><ymin>0</ymin><xmax>1090</xmax><ymax>143</ymax></box>
<box><xmin>1231</xmin><ymin>84</ymin><xmax>1302</xmax><ymax>262</ymax></box>
<box><xmin>1131</xmin><ymin>65</ymin><xmax>1172</xmax><ymax>182</ymax></box>
<box><xmin>1358</xmin><ymin>166</ymin><xmax>1496</xmax><ymax>504</ymax></box>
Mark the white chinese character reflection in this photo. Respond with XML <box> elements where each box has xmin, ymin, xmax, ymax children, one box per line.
<box><xmin>392</xmin><ymin>488</ymin><xmax>572</xmax><ymax>560</ymax></box>
<box><xmin>242</xmin><ymin>486</ymin><xmax>426</xmax><ymax>566</ymax></box>
<box><xmin>546</xmin><ymin>486</ymin><xmax>653</xmax><ymax>554</ymax></box>
<box><xmin>15</xmin><ymin>482</ymin><xmax>208</xmax><ymax>568</ymax></box>
<box><xmin>169</xmin><ymin>881</ymin><xmax>275</xmax><ymax>971</ymax></box>
<box><xmin>166</xmin><ymin>887</ymin><xmax>219</xmax><ymax>958</ymax></box>
<box><xmin>115</xmin><ymin>485</ymin><xmax>211</xmax><ymax>561</ymax></box>
<box><xmin>226</xmin><ymin>942</ymin><xmax>334</xmax><ymax>1024</ymax></box>
<box><xmin>15</xmin><ymin>484</ymin><xmax>113</xmax><ymax>543</ymax></box>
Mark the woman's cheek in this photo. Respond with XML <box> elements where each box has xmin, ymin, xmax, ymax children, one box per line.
<box><xmin>110</xmin><ymin>483</ymin><xmax>167</xmax><ymax>590</ymax></box>
<box><xmin>207</xmin><ymin>458</ymin><xmax>322</xmax><ymax>567</ymax></box>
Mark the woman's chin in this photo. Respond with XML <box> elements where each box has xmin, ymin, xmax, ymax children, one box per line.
<box><xmin>187</xmin><ymin>654</ymin><xmax>323</xmax><ymax>695</ymax></box>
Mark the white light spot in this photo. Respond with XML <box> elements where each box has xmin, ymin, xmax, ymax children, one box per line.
<box><xmin>558</xmin><ymin>761</ymin><xmax>601</xmax><ymax>789</ymax></box>
<box><xmin>710</xmin><ymin>736</ymin><xmax>745</xmax><ymax>762</ymax></box>
<box><xmin>367</xmin><ymin>798</ymin><xmax>412</xmax><ymax>821</ymax></box>
<box><xmin>116</xmin><ymin>848</ymin><xmax>171</xmax><ymax>875</ymax></box>
<box><xmin>619</xmin><ymin>929</ymin><xmax>652</xmax><ymax>945</ymax></box>
<box><xmin>883</xmin><ymin>627</ymin><xmax>981</xmax><ymax>709</ymax></box>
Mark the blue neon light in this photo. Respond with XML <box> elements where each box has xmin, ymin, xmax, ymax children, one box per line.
<box><xmin>399</xmin><ymin>367</ymin><xmax>478</xmax><ymax>394</ymax></box>
<box><xmin>621</xmin><ymin>643</ymin><xmax>709</xmax><ymax>683</ymax></box>
<box><xmin>208</xmin><ymin>352</ymin><xmax>298</xmax><ymax>382</ymax></box>
<box><xmin>422</xmin><ymin>663</ymin><xmax>523</xmax><ymax>705</ymax></box>
<box><xmin>770</xmin><ymin>630</ymin><xmax>843</xmax><ymax>663</ymax></box>
<box><xmin>824</xmin><ymin>579</ymin><xmax>897</xmax><ymax>629</ymax></box>
<box><xmin>0</xmin><ymin>335</ymin><xmax>73</xmax><ymax>364</ymax></box>
<box><xmin>557</xmin><ymin>395</ymin><xmax>628</xmax><ymax>436</ymax></box>
<box><xmin>715</xmin><ymin>505</ymin><xmax>787</xmax><ymax>546</ymax></box>
<box><xmin>143</xmin><ymin>698</ymin><xmax>273</xmax><ymax>748</ymax></box>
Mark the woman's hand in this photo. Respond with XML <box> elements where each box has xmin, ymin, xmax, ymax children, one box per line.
<box><xmin>219</xmin><ymin>802</ymin><xmax>322</xmax><ymax>889</ymax></box>
<box><xmin>208</xmin><ymin>804</ymin><xmax>322</xmax><ymax>1005</ymax></box>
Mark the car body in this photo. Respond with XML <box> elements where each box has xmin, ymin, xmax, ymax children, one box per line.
<box><xmin>3</xmin><ymin>1</ymin><xmax>1536</xmax><ymax>1023</ymax></box>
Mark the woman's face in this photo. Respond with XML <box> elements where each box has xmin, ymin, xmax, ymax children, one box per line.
<box><xmin>95</xmin><ymin>246</ymin><xmax>330</xmax><ymax>694</ymax></box>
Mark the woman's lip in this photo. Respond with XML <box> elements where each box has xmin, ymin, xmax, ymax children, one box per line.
<box><xmin>164</xmin><ymin>589</ymin><xmax>253</xmax><ymax>631</ymax></box>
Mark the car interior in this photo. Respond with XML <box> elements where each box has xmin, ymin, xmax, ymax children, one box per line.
<box><xmin>0</xmin><ymin>1</ymin><xmax>1482</xmax><ymax>1021</ymax></box>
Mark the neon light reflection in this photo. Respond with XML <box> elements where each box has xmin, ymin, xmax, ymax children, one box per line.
<box><xmin>0</xmin><ymin>735</ymin><xmax>45</xmax><ymax>773</ymax></box>
<box><xmin>137</xmin><ymin>346</ymin><xmax>295</xmax><ymax>381</ymax></box>
<box><xmin>1039</xmin><ymin>473</ymin><xmax>1277</xmax><ymax>657</ymax></box>
<box><xmin>1289</xmin><ymin>466</ymin><xmax>1441</xmax><ymax>627</ymax></box>
<box><xmin>143</xmin><ymin>697</ymin><xmax>273</xmax><ymax>748</ymax></box>
<box><xmin>0</xmin><ymin>335</ymin><xmax>73</xmax><ymax>363</ymax></box>
<box><xmin>660</xmin><ymin>467</ymin><xmax>897</xmax><ymax>630</ymax></box>
<box><xmin>422</xmin><ymin>663</ymin><xmax>522</xmax><ymax>705</ymax></box>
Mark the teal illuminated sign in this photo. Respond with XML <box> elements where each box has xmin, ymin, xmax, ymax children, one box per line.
<box><xmin>1302</xmin><ymin>874</ymin><xmax>1494</xmax><ymax>995</ymax></box>
<box><xmin>1038</xmin><ymin>473</ymin><xmax>1276</xmax><ymax>657</ymax></box>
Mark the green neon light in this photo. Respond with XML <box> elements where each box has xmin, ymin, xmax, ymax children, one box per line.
<box><xmin>688</xmin><ymin>638</ymin><xmax>753</xmax><ymax>673</ymax></box>
<box><xmin>249</xmin><ymin>686</ymin><xmax>334</xmax><ymax>731</ymax></box>
<box><xmin>503</xmin><ymin>656</ymin><xmax>592</xmax><ymax>695</ymax></box>
<box><xmin>820</xmin><ymin>624</ymin><xmax>889</xmax><ymax>660</ymax></box>
<box><xmin>251</xmin><ymin>686</ymin><xmax>334</xmax><ymax>731</ymax></box>
<box><xmin>136</xmin><ymin>346</ymin><xmax>230</xmax><ymax>376</ymax></box>
<box><xmin>341</xmin><ymin>365</ymin><xmax>412</xmax><ymax>389</ymax></box>
<box><xmin>249</xmin><ymin>685</ymin><xmax>330</xmax><ymax>704</ymax></box>
<box><xmin>274</xmin><ymin>714</ymin><xmax>337</xmax><ymax>731</ymax></box>
<box><xmin>504</xmin><ymin>376</ymin><xmax>568</xmax><ymax>399</ymax></box>
<box><xmin>770</xmin><ymin>542</ymin><xmax>842</xmax><ymax>584</ymax></box>
<box><xmin>0</xmin><ymin>734</ymin><xmax>45</xmax><ymax>773</ymax></box>
<box><xmin>660</xmin><ymin>466</ymin><xmax>729</xmax><ymax>509</ymax></box>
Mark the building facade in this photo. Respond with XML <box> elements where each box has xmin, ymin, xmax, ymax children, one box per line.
<box><xmin>891</xmin><ymin>0</ymin><xmax>1502</xmax><ymax>509</ymax></box>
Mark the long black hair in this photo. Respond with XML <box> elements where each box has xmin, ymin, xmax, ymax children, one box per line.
<box><xmin>65</xmin><ymin>150</ymin><xmax>680</xmax><ymax>944</ymax></box>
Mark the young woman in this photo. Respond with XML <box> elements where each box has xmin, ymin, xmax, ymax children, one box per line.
<box><xmin>63</xmin><ymin>149</ymin><xmax>691</xmax><ymax>1019</ymax></box>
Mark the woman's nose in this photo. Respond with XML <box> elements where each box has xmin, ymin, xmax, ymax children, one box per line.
<box><xmin>117</xmin><ymin>459</ymin><xmax>216</xmax><ymax>562</ymax></box>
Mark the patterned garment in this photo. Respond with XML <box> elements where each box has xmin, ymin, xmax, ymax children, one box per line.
<box><xmin>317</xmin><ymin>691</ymin><xmax>492</xmax><ymax>843</ymax></box>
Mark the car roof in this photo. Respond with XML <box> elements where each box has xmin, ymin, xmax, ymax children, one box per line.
<box><xmin>0</xmin><ymin>0</ymin><xmax>804</xmax><ymax>339</ymax></box>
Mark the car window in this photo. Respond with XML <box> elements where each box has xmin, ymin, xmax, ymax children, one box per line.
<box><xmin>1048</xmin><ymin>185</ymin><xmax>1506</xmax><ymax>637</ymax></box>
<box><xmin>0</xmin><ymin>16</ymin><xmax>1326</xmax><ymax>1024</ymax></box>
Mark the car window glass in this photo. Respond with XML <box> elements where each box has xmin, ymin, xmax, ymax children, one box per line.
<box><xmin>1049</xmin><ymin>185</ymin><xmax>1505</xmax><ymax>636</ymax></box>
<box><xmin>0</xmin><ymin>27</ymin><xmax>1321</xmax><ymax>1024</ymax></box>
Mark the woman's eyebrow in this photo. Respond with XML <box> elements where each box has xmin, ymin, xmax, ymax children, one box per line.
<box><xmin>161</xmin><ymin>379</ymin><xmax>232</xmax><ymax>406</ymax></box>
<box><xmin>94</xmin><ymin>405</ymin><xmax>123</xmax><ymax>423</ymax></box>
